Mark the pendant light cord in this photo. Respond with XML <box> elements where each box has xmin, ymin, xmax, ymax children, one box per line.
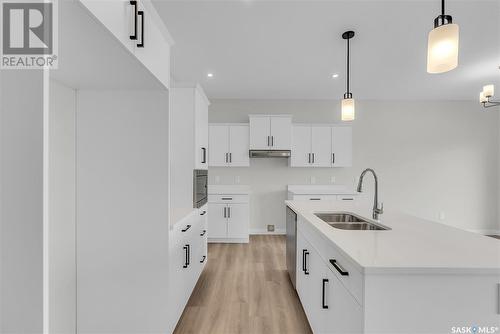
<box><xmin>346</xmin><ymin>38</ymin><xmax>350</xmax><ymax>95</ymax></box>
<box><xmin>441</xmin><ymin>0</ymin><xmax>445</xmax><ymax>16</ymax></box>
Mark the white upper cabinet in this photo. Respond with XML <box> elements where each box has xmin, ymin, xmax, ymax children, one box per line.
<box><xmin>194</xmin><ymin>88</ymin><xmax>210</xmax><ymax>169</ymax></box>
<box><xmin>133</xmin><ymin>2</ymin><xmax>171</xmax><ymax>88</ymax></box>
<box><xmin>291</xmin><ymin>124</ymin><xmax>352</xmax><ymax>168</ymax></box>
<box><xmin>311</xmin><ymin>126</ymin><xmax>332</xmax><ymax>167</ymax></box>
<box><xmin>79</xmin><ymin>0</ymin><xmax>173</xmax><ymax>89</ymax></box>
<box><xmin>331</xmin><ymin>126</ymin><xmax>352</xmax><ymax>167</ymax></box>
<box><xmin>249</xmin><ymin>115</ymin><xmax>291</xmax><ymax>150</ymax></box>
<box><xmin>228</xmin><ymin>125</ymin><xmax>250</xmax><ymax>167</ymax></box>
<box><xmin>291</xmin><ymin>125</ymin><xmax>311</xmax><ymax>166</ymax></box>
<box><xmin>208</xmin><ymin>124</ymin><xmax>249</xmax><ymax>167</ymax></box>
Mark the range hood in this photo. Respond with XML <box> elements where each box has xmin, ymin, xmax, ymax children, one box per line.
<box><xmin>249</xmin><ymin>150</ymin><xmax>291</xmax><ymax>158</ymax></box>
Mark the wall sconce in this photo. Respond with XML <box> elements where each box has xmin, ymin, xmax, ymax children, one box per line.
<box><xmin>479</xmin><ymin>84</ymin><xmax>500</xmax><ymax>108</ymax></box>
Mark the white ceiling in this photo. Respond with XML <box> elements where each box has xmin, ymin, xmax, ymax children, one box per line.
<box><xmin>153</xmin><ymin>0</ymin><xmax>499</xmax><ymax>100</ymax></box>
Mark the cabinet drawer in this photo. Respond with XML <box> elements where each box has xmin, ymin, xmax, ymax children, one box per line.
<box><xmin>292</xmin><ymin>194</ymin><xmax>337</xmax><ymax>201</ymax></box>
<box><xmin>208</xmin><ymin>194</ymin><xmax>249</xmax><ymax>203</ymax></box>
<box><xmin>325</xmin><ymin>243</ymin><xmax>363</xmax><ymax>306</ymax></box>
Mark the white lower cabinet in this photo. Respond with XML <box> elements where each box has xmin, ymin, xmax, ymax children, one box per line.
<box><xmin>208</xmin><ymin>194</ymin><xmax>249</xmax><ymax>243</ymax></box>
<box><xmin>297</xmin><ymin>231</ymin><xmax>362</xmax><ymax>333</ymax></box>
<box><xmin>170</xmin><ymin>206</ymin><xmax>208</xmax><ymax>330</ymax></box>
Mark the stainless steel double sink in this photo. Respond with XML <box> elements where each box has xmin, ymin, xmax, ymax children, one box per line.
<box><xmin>314</xmin><ymin>212</ymin><xmax>391</xmax><ymax>231</ymax></box>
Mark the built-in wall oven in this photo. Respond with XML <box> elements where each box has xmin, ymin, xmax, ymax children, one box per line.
<box><xmin>193</xmin><ymin>170</ymin><xmax>208</xmax><ymax>208</ymax></box>
<box><xmin>286</xmin><ymin>206</ymin><xmax>297</xmax><ymax>289</ymax></box>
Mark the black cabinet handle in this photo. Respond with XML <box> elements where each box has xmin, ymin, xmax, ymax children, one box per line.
<box><xmin>229</xmin><ymin>152</ymin><xmax>232</xmax><ymax>163</ymax></box>
<box><xmin>223</xmin><ymin>207</ymin><xmax>227</xmax><ymax>218</ymax></box>
<box><xmin>137</xmin><ymin>10</ymin><xmax>144</xmax><ymax>47</ymax></box>
<box><xmin>309</xmin><ymin>198</ymin><xmax>321</xmax><ymax>201</ymax></box>
<box><xmin>181</xmin><ymin>224</ymin><xmax>191</xmax><ymax>232</ymax></box>
<box><xmin>330</xmin><ymin>259</ymin><xmax>349</xmax><ymax>276</ymax></box>
<box><xmin>302</xmin><ymin>249</ymin><xmax>306</xmax><ymax>272</ymax></box>
<box><xmin>271</xmin><ymin>136</ymin><xmax>274</xmax><ymax>147</ymax></box>
<box><xmin>322</xmin><ymin>279</ymin><xmax>329</xmax><ymax>309</ymax></box>
<box><xmin>221</xmin><ymin>197</ymin><xmax>233</xmax><ymax>201</ymax></box>
<box><xmin>332</xmin><ymin>153</ymin><xmax>335</xmax><ymax>164</ymax></box>
<box><xmin>304</xmin><ymin>250</ymin><xmax>310</xmax><ymax>275</ymax></box>
<box><xmin>201</xmin><ymin>147</ymin><xmax>206</xmax><ymax>164</ymax></box>
<box><xmin>200</xmin><ymin>230</ymin><xmax>206</xmax><ymax>236</ymax></box>
<box><xmin>200</xmin><ymin>255</ymin><xmax>206</xmax><ymax>263</ymax></box>
<box><xmin>312</xmin><ymin>153</ymin><xmax>315</xmax><ymax>163</ymax></box>
<box><xmin>129</xmin><ymin>1</ymin><xmax>138</xmax><ymax>40</ymax></box>
<box><xmin>200</xmin><ymin>210</ymin><xmax>206</xmax><ymax>216</ymax></box>
<box><xmin>308</xmin><ymin>153</ymin><xmax>311</xmax><ymax>164</ymax></box>
<box><xmin>341</xmin><ymin>198</ymin><xmax>354</xmax><ymax>201</ymax></box>
<box><xmin>183</xmin><ymin>244</ymin><xmax>190</xmax><ymax>268</ymax></box>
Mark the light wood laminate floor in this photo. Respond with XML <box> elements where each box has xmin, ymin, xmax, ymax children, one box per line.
<box><xmin>173</xmin><ymin>235</ymin><xmax>312</xmax><ymax>334</ymax></box>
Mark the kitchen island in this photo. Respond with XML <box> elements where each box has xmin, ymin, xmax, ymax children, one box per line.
<box><xmin>286</xmin><ymin>200</ymin><xmax>500</xmax><ymax>334</ymax></box>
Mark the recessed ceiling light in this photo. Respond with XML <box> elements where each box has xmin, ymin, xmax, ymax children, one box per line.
<box><xmin>332</xmin><ymin>74</ymin><xmax>339</xmax><ymax>78</ymax></box>
<box><xmin>207</xmin><ymin>73</ymin><xmax>214</xmax><ymax>78</ymax></box>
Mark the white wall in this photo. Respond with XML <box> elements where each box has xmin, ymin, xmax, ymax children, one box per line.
<box><xmin>0</xmin><ymin>70</ymin><xmax>44</xmax><ymax>333</ymax></box>
<box><xmin>76</xmin><ymin>90</ymin><xmax>170</xmax><ymax>333</ymax></box>
<box><xmin>49</xmin><ymin>79</ymin><xmax>76</xmax><ymax>334</ymax></box>
<box><xmin>208</xmin><ymin>99</ymin><xmax>499</xmax><ymax>234</ymax></box>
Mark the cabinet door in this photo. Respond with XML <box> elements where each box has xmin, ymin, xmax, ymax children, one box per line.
<box><xmin>228</xmin><ymin>125</ymin><xmax>250</xmax><ymax>167</ymax></box>
<box><xmin>208</xmin><ymin>125</ymin><xmax>229</xmax><ymax>167</ymax></box>
<box><xmin>332</xmin><ymin>126</ymin><xmax>352</xmax><ymax>167</ymax></box>
<box><xmin>194</xmin><ymin>91</ymin><xmax>209</xmax><ymax>170</ymax></box>
<box><xmin>207</xmin><ymin>203</ymin><xmax>227</xmax><ymax>238</ymax></box>
<box><xmin>249</xmin><ymin>116</ymin><xmax>271</xmax><ymax>149</ymax></box>
<box><xmin>270</xmin><ymin>116</ymin><xmax>291</xmax><ymax>150</ymax></box>
<box><xmin>79</xmin><ymin>0</ymin><xmax>135</xmax><ymax>53</ymax></box>
<box><xmin>226</xmin><ymin>203</ymin><xmax>249</xmax><ymax>239</ymax></box>
<box><xmin>311</xmin><ymin>126</ymin><xmax>332</xmax><ymax>167</ymax></box>
<box><xmin>133</xmin><ymin>3</ymin><xmax>171</xmax><ymax>88</ymax></box>
<box><xmin>290</xmin><ymin>125</ymin><xmax>311</xmax><ymax>167</ymax></box>
<box><xmin>324</xmin><ymin>268</ymin><xmax>363</xmax><ymax>333</ymax></box>
<box><xmin>298</xmin><ymin>234</ymin><xmax>327</xmax><ymax>333</ymax></box>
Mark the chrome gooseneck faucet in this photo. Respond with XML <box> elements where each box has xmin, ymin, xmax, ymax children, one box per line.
<box><xmin>357</xmin><ymin>168</ymin><xmax>384</xmax><ymax>220</ymax></box>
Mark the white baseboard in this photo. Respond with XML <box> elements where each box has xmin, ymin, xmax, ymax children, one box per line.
<box><xmin>249</xmin><ymin>228</ymin><xmax>286</xmax><ymax>235</ymax></box>
<box><xmin>466</xmin><ymin>229</ymin><xmax>500</xmax><ymax>236</ymax></box>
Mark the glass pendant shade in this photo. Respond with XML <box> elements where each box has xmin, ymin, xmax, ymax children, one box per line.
<box><xmin>341</xmin><ymin>98</ymin><xmax>355</xmax><ymax>121</ymax></box>
<box><xmin>479</xmin><ymin>92</ymin><xmax>487</xmax><ymax>103</ymax></box>
<box><xmin>427</xmin><ymin>23</ymin><xmax>459</xmax><ymax>73</ymax></box>
<box><xmin>483</xmin><ymin>84</ymin><xmax>494</xmax><ymax>97</ymax></box>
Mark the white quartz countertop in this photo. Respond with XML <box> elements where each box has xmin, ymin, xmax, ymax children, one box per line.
<box><xmin>286</xmin><ymin>200</ymin><xmax>500</xmax><ymax>274</ymax></box>
<box><xmin>287</xmin><ymin>184</ymin><xmax>358</xmax><ymax>195</ymax></box>
<box><xmin>208</xmin><ymin>185</ymin><xmax>251</xmax><ymax>194</ymax></box>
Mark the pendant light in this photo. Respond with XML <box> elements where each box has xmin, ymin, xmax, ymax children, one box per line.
<box><xmin>341</xmin><ymin>31</ymin><xmax>355</xmax><ymax>121</ymax></box>
<box><xmin>479</xmin><ymin>84</ymin><xmax>500</xmax><ymax>108</ymax></box>
<box><xmin>427</xmin><ymin>0</ymin><xmax>459</xmax><ymax>73</ymax></box>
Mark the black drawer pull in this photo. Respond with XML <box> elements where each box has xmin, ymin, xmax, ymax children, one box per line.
<box><xmin>200</xmin><ymin>255</ymin><xmax>206</xmax><ymax>263</ymax></box>
<box><xmin>137</xmin><ymin>10</ymin><xmax>144</xmax><ymax>48</ymax></box>
<box><xmin>200</xmin><ymin>230</ymin><xmax>206</xmax><ymax>236</ymax></box>
<box><xmin>181</xmin><ymin>224</ymin><xmax>191</xmax><ymax>232</ymax></box>
<box><xmin>200</xmin><ymin>210</ymin><xmax>206</xmax><ymax>216</ymax></box>
<box><xmin>129</xmin><ymin>1</ymin><xmax>138</xmax><ymax>40</ymax></box>
<box><xmin>341</xmin><ymin>198</ymin><xmax>354</xmax><ymax>201</ymax></box>
<box><xmin>221</xmin><ymin>197</ymin><xmax>233</xmax><ymax>200</ymax></box>
<box><xmin>183</xmin><ymin>244</ymin><xmax>190</xmax><ymax>268</ymax></box>
<box><xmin>309</xmin><ymin>198</ymin><xmax>321</xmax><ymax>201</ymax></box>
<box><xmin>304</xmin><ymin>250</ymin><xmax>310</xmax><ymax>275</ymax></box>
<box><xmin>322</xmin><ymin>279</ymin><xmax>329</xmax><ymax>309</ymax></box>
<box><xmin>330</xmin><ymin>259</ymin><xmax>349</xmax><ymax>276</ymax></box>
<box><xmin>201</xmin><ymin>147</ymin><xmax>206</xmax><ymax>164</ymax></box>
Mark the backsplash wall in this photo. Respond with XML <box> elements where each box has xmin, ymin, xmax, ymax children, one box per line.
<box><xmin>208</xmin><ymin>99</ymin><xmax>499</xmax><ymax>234</ymax></box>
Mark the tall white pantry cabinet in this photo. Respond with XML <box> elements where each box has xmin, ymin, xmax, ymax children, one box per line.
<box><xmin>36</xmin><ymin>1</ymin><xmax>205</xmax><ymax>334</ymax></box>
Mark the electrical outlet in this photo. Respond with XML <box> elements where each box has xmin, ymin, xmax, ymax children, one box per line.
<box><xmin>215</xmin><ymin>176</ymin><xmax>220</xmax><ymax>184</ymax></box>
<box><xmin>330</xmin><ymin>176</ymin><xmax>336</xmax><ymax>184</ymax></box>
<box><xmin>310</xmin><ymin>176</ymin><xmax>316</xmax><ymax>184</ymax></box>
<box><xmin>267</xmin><ymin>225</ymin><xmax>275</xmax><ymax>232</ymax></box>
<box><xmin>235</xmin><ymin>176</ymin><xmax>241</xmax><ymax>184</ymax></box>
